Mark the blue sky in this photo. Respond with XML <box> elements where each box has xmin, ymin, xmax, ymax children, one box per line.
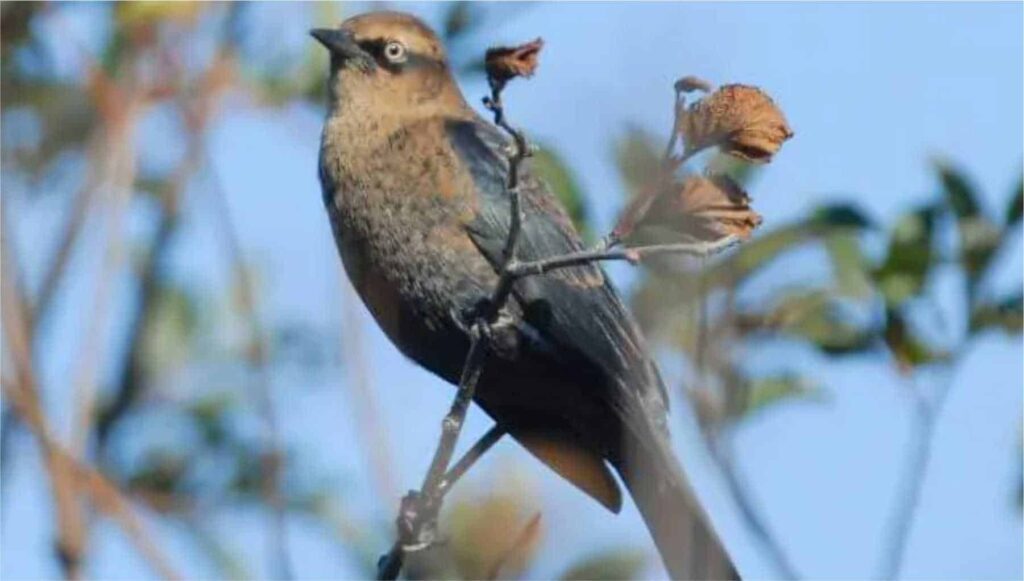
<box><xmin>2</xmin><ymin>2</ymin><xmax>1022</xmax><ymax>579</ymax></box>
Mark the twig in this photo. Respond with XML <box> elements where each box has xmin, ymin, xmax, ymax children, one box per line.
<box><xmin>712</xmin><ymin>439</ymin><xmax>801</xmax><ymax>579</ymax></box>
<box><xmin>70</xmin><ymin>118</ymin><xmax>140</xmax><ymax>457</ymax></box>
<box><xmin>377</xmin><ymin>422</ymin><xmax>508</xmax><ymax>579</ymax></box>
<box><xmin>376</xmin><ymin>68</ymin><xmax>536</xmax><ymax>581</ymax></box>
<box><xmin>30</xmin><ymin>137</ymin><xmax>105</xmax><ymax>330</ymax></box>
<box><xmin>0</xmin><ymin>379</ymin><xmax>182</xmax><ymax>581</ymax></box>
<box><xmin>376</xmin><ymin>51</ymin><xmax>745</xmax><ymax>581</ymax></box>
<box><xmin>203</xmin><ymin>147</ymin><xmax>294</xmax><ymax>581</ymax></box>
<box><xmin>510</xmin><ymin>236</ymin><xmax>740</xmax><ymax>279</ymax></box>
<box><xmin>878</xmin><ymin>363</ymin><xmax>959</xmax><ymax>579</ymax></box>
<box><xmin>438</xmin><ymin>424</ymin><xmax>506</xmax><ymax>496</ymax></box>
<box><xmin>1</xmin><ymin>224</ymin><xmax>180</xmax><ymax>580</ymax></box>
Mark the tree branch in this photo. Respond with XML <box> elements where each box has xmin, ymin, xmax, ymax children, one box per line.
<box><xmin>375</xmin><ymin>46</ymin><xmax>742</xmax><ymax>580</ymax></box>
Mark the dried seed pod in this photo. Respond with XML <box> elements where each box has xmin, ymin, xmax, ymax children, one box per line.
<box><xmin>615</xmin><ymin>173</ymin><xmax>763</xmax><ymax>244</ymax></box>
<box><xmin>678</xmin><ymin>84</ymin><xmax>793</xmax><ymax>163</ymax></box>
<box><xmin>484</xmin><ymin>38</ymin><xmax>544</xmax><ymax>86</ymax></box>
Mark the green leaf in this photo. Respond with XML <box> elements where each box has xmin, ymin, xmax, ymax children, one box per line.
<box><xmin>883</xmin><ymin>308</ymin><xmax>948</xmax><ymax>373</ymax></box>
<box><xmin>560</xmin><ymin>549</ymin><xmax>649</xmax><ymax>581</ymax></box>
<box><xmin>937</xmin><ymin>160</ymin><xmax>982</xmax><ymax>220</ymax></box>
<box><xmin>825</xmin><ymin>232</ymin><xmax>873</xmax><ymax>299</ymax></box>
<box><xmin>614</xmin><ymin>127</ymin><xmax>663</xmax><ymax>198</ymax></box>
<box><xmin>810</xmin><ymin>203</ymin><xmax>874</xmax><ymax>229</ymax></box>
<box><xmin>936</xmin><ymin>162</ymin><xmax>1001</xmax><ymax>289</ymax></box>
<box><xmin>874</xmin><ymin>205</ymin><xmax>938</xmax><ymax>307</ymax></box>
<box><xmin>1007</xmin><ymin>176</ymin><xmax>1022</xmax><ymax>226</ymax></box>
<box><xmin>141</xmin><ymin>284</ymin><xmax>200</xmax><ymax>376</ymax></box>
<box><xmin>442</xmin><ymin>3</ymin><xmax>479</xmax><ymax>41</ymax></box>
<box><xmin>532</xmin><ymin>143</ymin><xmax>592</xmax><ymax>238</ymax></box>
<box><xmin>779</xmin><ymin>291</ymin><xmax>876</xmax><ymax>355</ymax></box>
<box><xmin>969</xmin><ymin>292</ymin><xmax>1023</xmax><ymax>334</ymax></box>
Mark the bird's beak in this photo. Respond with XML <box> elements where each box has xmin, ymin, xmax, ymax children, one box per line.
<box><xmin>310</xmin><ymin>28</ymin><xmax>375</xmax><ymax>71</ymax></box>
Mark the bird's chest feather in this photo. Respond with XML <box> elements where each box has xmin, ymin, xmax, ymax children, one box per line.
<box><xmin>319</xmin><ymin>120</ymin><xmax>497</xmax><ymax>357</ymax></box>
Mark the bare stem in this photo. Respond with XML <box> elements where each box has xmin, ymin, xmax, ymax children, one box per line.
<box><xmin>376</xmin><ymin>61</ymin><xmax>743</xmax><ymax>581</ymax></box>
<box><xmin>878</xmin><ymin>364</ymin><xmax>958</xmax><ymax>579</ymax></box>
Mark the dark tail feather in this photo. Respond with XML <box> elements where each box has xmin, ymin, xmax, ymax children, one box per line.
<box><xmin>614</xmin><ymin>421</ymin><xmax>738</xmax><ymax>580</ymax></box>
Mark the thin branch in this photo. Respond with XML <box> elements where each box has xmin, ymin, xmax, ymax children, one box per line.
<box><xmin>30</xmin><ymin>136</ymin><xmax>105</xmax><ymax>330</ymax></box>
<box><xmin>712</xmin><ymin>439</ymin><xmax>801</xmax><ymax>579</ymax></box>
<box><xmin>438</xmin><ymin>424</ymin><xmax>506</xmax><ymax>496</ymax></box>
<box><xmin>2</xmin><ymin>190</ymin><xmax>85</xmax><ymax>580</ymax></box>
<box><xmin>878</xmin><ymin>363</ymin><xmax>958</xmax><ymax>579</ymax></box>
<box><xmin>375</xmin><ymin>52</ymin><xmax>744</xmax><ymax>581</ymax></box>
<box><xmin>377</xmin><ymin>75</ymin><xmax>533</xmax><ymax>581</ymax></box>
<box><xmin>0</xmin><ymin>379</ymin><xmax>182</xmax><ymax>581</ymax></box>
<box><xmin>509</xmin><ymin>236</ymin><xmax>740</xmax><ymax>279</ymax></box>
<box><xmin>202</xmin><ymin>147</ymin><xmax>293</xmax><ymax>581</ymax></box>
<box><xmin>70</xmin><ymin>119</ymin><xmax>140</xmax><ymax>457</ymax></box>
<box><xmin>1</xmin><ymin>222</ymin><xmax>180</xmax><ymax>580</ymax></box>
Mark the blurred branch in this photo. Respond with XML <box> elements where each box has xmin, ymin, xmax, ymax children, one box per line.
<box><xmin>2</xmin><ymin>217</ymin><xmax>180</xmax><ymax>581</ymax></box>
<box><xmin>202</xmin><ymin>147</ymin><xmax>293</xmax><ymax>580</ymax></box>
<box><xmin>70</xmin><ymin>119</ymin><xmax>141</xmax><ymax>457</ymax></box>
<box><xmin>712</xmin><ymin>439</ymin><xmax>800</xmax><ymax>579</ymax></box>
<box><xmin>878</xmin><ymin>355</ymin><xmax>961</xmax><ymax>579</ymax></box>
<box><xmin>30</xmin><ymin>138</ymin><xmax>105</xmax><ymax>330</ymax></box>
<box><xmin>2</xmin><ymin>194</ymin><xmax>86</xmax><ymax>580</ymax></box>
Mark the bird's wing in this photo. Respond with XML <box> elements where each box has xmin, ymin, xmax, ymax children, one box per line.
<box><xmin>445</xmin><ymin>117</ymin><xmax>668</xmax><ymax>420</ymax></box>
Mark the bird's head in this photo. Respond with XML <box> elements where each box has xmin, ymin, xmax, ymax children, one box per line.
<box><xmin>311</xmin><ymin>11</ymin><xmax>465</xmax><ymax>117</ymax></box>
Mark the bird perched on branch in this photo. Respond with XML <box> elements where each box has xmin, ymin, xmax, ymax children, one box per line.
<box><xmin>313</xmin><ymin>11</ymin><xmax>737</xmax><ymax>579</ymax></box>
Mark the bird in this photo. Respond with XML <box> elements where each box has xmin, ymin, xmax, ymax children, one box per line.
<box><xmin>312</xmin><ymin>11</ymin><xmax>737</xmax><ymax>579</ymax></box>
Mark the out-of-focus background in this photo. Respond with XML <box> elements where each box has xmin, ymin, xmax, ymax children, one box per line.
<box><xmin>1</xmin><ymin>2</ymin><xmax>1021</xmax><ymax>579</ymax></box>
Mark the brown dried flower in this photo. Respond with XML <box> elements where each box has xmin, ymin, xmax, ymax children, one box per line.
<box><xmin>614</xmin><ymin>173</ymin><xmax>763</xmax><ymax>243</ymax></box>
<box><xmin>485</xmin><ymin>38</ymin><xmax>545</xmax><ymax>86</ymax></box>
<box><xmin>677</xmin><ymin>84</ymin><xmax>793</xmax><ymax>163</ymax></box>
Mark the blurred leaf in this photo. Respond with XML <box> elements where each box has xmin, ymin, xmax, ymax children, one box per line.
<box><xmin>187</xmin><ymin>393</ymin><xmax>235</xmax><ymax>448</ymax></box>
<box><xmin>825</xmin><ymin>232</ymin><xmax>873</xmax><ymax>299</ymax></box>
<box><xmin>754</xmin><ymin>290</ymin><xmax>876</xmax><ymax>356</ymax></box>
<box><xmin>742</xmin><ymin>374</ymin><xmax>826</xmax><ymax>419</ymax></box>
<box><xmin>937</xmin><ymin>161</ymin><xmax>981</xmax><ymax>220</ymax></box>
<box><xmin>1007</xmin><ymin>176</ymin><xmax>1022</xmax><ymax>226</ymax></box>
<box><xmin>810</xmin><ymin>203</ymin><xmax>874</xmax><ymax>229</ymax></box>
<box><xmin>115</xmin><ymin>2</ymin><xmax>205</xmax><ymax>30</ymax></box>
<box><xmin>486</xmin><ymin>512</ymin><xmax>543</xmax><ymax>580</ymax></box>
<box><xmin>874</xmin><ymin>205</ymin><xmax>938</xmax><ymax>307</ymax></box>
<box><xmin>448</xmin><ymin>484</ymin><xmax>543</xmax><ymax>580</ymax></box>
<box><xmin>969</xmin><ymin>292</ymin><xmax>1023</xmax><ymax>334</ymax></box>
<box><xmin>532</xmin><ymin>143</ymin><xmax>592</xmax><ymax>238</ymax></box>
<box><xmin>617</xmin><ymin>173</ymin><xmax>761</xmax><ymax>244</ymax></box>
<box><xmin>141</xmin><ymin>283</ymin><xmax>200</xmax><ymax>376</ymax></box>
<box><xmin>442</xmin><ymin>3</ymin><xmax>482</xmax><ymax>42</ymax></box>
<box><xmin>614</xmin><ymin>127</ymin><xmax>663</xmax><ymax>198</ymax></box>
<box><xmin>705</xmin><ymin>152</ymin><xmax>760</xmax><ymax>188</ymax></box>
<box><xmin>560</xmin><ymin>549</ymin><xmax>648</xmax><ymax>581</ymax></box>
<box><xmin>127</xmin><ymin>450</ymin><xmax>189</xmax><ymax>498</ymax></box>
<box><xmin>883</xmin><ymin>308</ymin><xmax>947</xmax><ymax>374</ymax></box>
<box><xmin>937</xmin><ymin>162</ymin><xmax>1001</xmax><ymax>290</ymax></box>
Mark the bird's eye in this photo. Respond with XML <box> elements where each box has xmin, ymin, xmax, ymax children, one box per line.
<box><xmin>383</xmin><ymin>41</ymin><xmax>407</xmax><ymax>63</ymax></box>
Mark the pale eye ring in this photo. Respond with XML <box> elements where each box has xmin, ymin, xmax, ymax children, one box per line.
<box><xmin>383</xmin><ymin>41</ymin><xmax>407</xmax><ymax>63</ymax></box>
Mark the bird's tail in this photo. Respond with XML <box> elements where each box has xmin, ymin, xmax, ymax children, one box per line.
<box><xmin>614</xmin><ymin>417</ymin><xmax>738</xmax><ymax>580</ymax></box>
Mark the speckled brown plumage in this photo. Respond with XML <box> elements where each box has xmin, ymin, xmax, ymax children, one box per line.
<box><xmin>314</xmin><ymin>11</ymin><xmax>737</xmax><ymax>579</ymax></box>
